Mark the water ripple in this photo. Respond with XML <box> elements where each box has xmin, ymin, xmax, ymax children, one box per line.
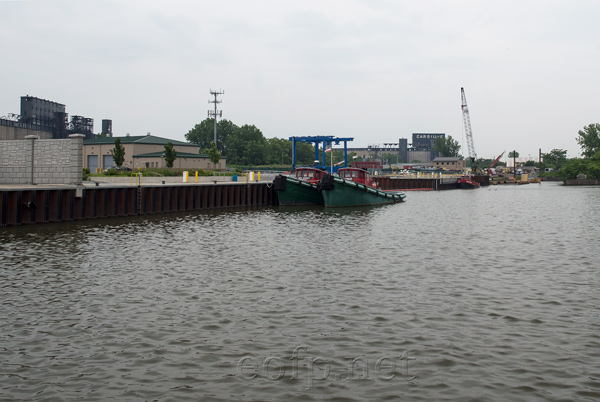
<box><xmin>1</xmin><ymin>183</ymin><xmax>599</xmax><ymax>401</ymax></box>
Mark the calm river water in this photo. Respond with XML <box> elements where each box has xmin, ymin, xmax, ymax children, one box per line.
<box><xmin>1</xmin><ymin>182</ymin><xmax>599</xmax><ymax>401</ymax></box>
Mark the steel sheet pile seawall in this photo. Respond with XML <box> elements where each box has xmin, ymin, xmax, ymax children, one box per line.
<box><xmin>0</xmin><ymin>182</ymin><xmax>277</xmax><ymax>227</ymax></box>
<box><xmin>374</xmin><ymin>175</ymin><xmax>489</xmax><ymax>191</ymax></box>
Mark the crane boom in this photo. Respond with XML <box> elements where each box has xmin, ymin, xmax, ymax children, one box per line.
<box><xmin>460</xmin><ymin>87</ymin><xmax>477</xmax><ymax>164</ymax></box>
<box><xmin>490</xmin><ymin>151</ymin><xmax>505</xmax><ymax>169</ymax></box>
<box><xmin>487</xmin><ymin>151</ymin><xmax>505</xmax><ymax>175</ymax></box>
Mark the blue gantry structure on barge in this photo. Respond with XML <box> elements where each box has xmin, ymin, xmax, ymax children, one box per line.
<box><xmin>290</xmin><ymin>135</ymin><xmax>354</xmax><ymax>173</ymax></box>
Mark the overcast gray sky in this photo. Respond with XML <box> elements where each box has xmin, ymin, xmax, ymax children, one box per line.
<box><xmin>2</xmin><ymin>0</ymin><xmax>599</xmax><ymax>159</ymax></box>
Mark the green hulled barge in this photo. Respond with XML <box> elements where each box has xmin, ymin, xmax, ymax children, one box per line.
<box><xmin>319</xmin><ymin>168</ymin><xmax>406</xmax><ymax>207</ymax></box>
<box><xmin>273</xmin><ymin>167</ymin><xmax>327</xmax><ymax>206</ymax></box>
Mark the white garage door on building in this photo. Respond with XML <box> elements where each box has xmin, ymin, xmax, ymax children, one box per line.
<box><xmin>88</xmin><ymin>155</ymin><xmax>98</xmax><ymax>172</ymax></box>
<box><xmin>102</xmin><ymin>155</ymin><xmax>114</xmax><ymax>170</ymax></box>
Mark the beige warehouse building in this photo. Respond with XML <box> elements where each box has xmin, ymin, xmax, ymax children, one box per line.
<box><xmin>432</xmin><ymin>157</ymin><xmax>466</xmax><ymax>171</ymax></box>
<box><xmin>83</xmin><ymin>134</ymin><xmax>225</xmax><ymax>171</ymax></box>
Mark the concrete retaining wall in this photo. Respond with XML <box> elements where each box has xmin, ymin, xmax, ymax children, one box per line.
<box><xmin>86</xmin><ymin>172</ymin><xmax>278</xmax><ymax>185</ymax></box>
<box><xmin>0</xmin><ymin>134</ymin><xmax>83</xmax><ymax>185</ymax></box>
<box><xmin>565</xmin><ymin>178</ymin><xmax>599</xmax><ymax>185</ymax></box>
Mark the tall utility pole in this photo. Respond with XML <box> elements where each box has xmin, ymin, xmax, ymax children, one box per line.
<box><xmin>539</xmin><ymin>148</ymin><xmax>542</xmax><ymax>184</ymax></box>
<box><xmin>208</xmin><ymin>89</ymin><xmax>224</xmax><ymax>147</ymax></box>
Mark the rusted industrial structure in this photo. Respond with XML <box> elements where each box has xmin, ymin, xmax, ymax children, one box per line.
<box><xmin>1</xmin><ymin>95</ymin><xmax>100</xmax><ymax>140</ymax></box>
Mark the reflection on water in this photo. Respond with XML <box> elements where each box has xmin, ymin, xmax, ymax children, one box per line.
<box><xmin>1</xmin><ymin>183</ymin><xmax>599</xmax><ymax>401</ymax></box>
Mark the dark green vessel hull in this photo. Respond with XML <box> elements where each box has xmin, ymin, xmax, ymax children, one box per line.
<box><xmin>321</xmin><ymin>177</ymin><xmax>405</xmax><ymax>207</ymax></box>
<box><xmin>274</xmin><ymin>175</ymin><xmax>323</xmax><ymax>206</ymax></box>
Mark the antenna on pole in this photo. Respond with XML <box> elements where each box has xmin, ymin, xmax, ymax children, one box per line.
<box><xmin>208</xmin><ymin>89</ymin><xmax>224</xmax><ymax>147</ymax></box>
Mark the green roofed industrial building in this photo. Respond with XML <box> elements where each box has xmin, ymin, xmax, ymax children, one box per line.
<box><xmin>83</xmin><ymin>134</ymin><xmax>225</xmax><ymax>172</ymax></box>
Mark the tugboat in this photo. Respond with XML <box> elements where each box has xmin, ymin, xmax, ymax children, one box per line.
<box><xmin>457</xmin><ymin>174</ymin><xmax>480</xmax><ymax>189</ymax></box>
<box><xmin>273</xmin><ymin>167</ymin><xmax>327</xmax><ymax>205</ymax></box>
<box><xmin>318</xmin><ymin>167</ymin><xmax>406</xmax><ymax>207</ymax></box>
